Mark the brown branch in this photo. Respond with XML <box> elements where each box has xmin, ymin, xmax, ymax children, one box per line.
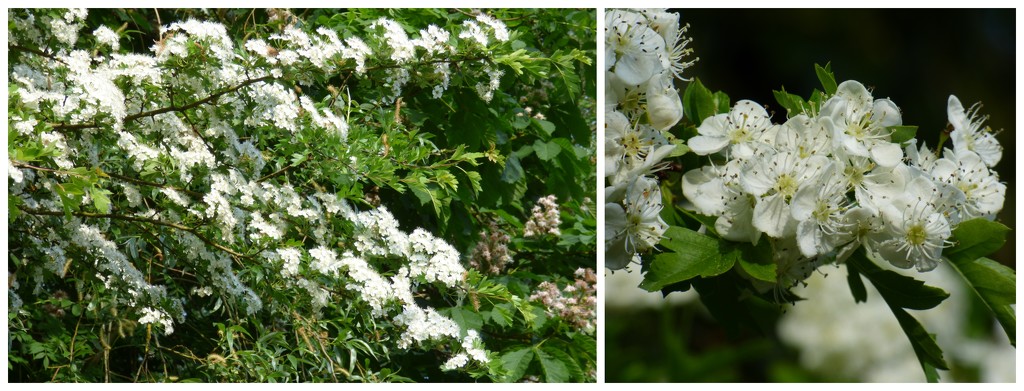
<box><xmin>104</xmin><ymin>171</ymin><xmax>204</xmax><ymax>198</ymax></box>
<box><xmin>19</xmin><ymin>207</ymin><xmax>248</xmax><ymax>258</ymax></box>
<box><xmin>50</xmin><ymin>75</ymin><xmax>274</xmax><ymax>131</ymax></box>
<box><xmin>9</xmin><ymin>44</ymin><xmax>65</xmax><ymax>64</ymax></box>
<box><xmin>257</xmin><ymin>155</ymin><xmax>307</xmax><ymax>183</ymax></box>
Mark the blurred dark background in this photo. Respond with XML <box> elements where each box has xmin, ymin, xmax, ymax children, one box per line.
<box><xmin>678</xmin><ymin>8</ymin><xmax>1015</xmax><ymax>267</ymax></box>
<box><xmin>606</xmin><ymin>8</ymin><xmax>1015</xmax><ymax>383</ymax></box>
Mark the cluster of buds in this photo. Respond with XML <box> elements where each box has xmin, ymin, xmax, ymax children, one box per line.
<box><xmin>469</xmin><ymin>219</ymin><xmax>513</xmax><ymax>275</ymax></box>
<box><xmin>529</xmin><ymin>268</ymin><xmax>597</xmax><ymax>332</ymax></box>
<box><xmin>524</xmin><ymin>195</ymin><xmax>561</xmax><ymax>237</ymax></box>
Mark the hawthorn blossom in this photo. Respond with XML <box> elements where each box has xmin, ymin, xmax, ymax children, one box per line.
<box><xmin>605</xmin><ymin>177</ymin><xmax>668</xmax><ymax>269</ymax></box>
<box><xmin>820</xmin><ymin>80</ymin><xmax>904</xmax><ymax>167</ymax></box>
<box><xmin>605</xmin><ymin>9</ymin><xmax>665</xmax><ymax>86</ymax></box>
<box><xmin>688</xmin><ymin>100</ymin><xmax>773</xmax><ymax>159</ymax></box>
<box><xmin>947</xmin><ymin>95</ymin><xmax>1002</xmax><ymax>167</ymax></box>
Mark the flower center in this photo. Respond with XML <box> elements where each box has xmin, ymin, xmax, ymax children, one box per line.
<box><xmin>775</xmin><ymin>174</ymin><xmax>798</xmax><ymax>198</ymax></box>
<box><xmin>621</xmin><ymin>132</ymin><xmax>643</xmax><ymax>158</ymax></box>
<box><xmin>812</xmin><ymin>200</ymin><xmax>832</xmax><ymax>223</ymax></box>
<box><xmin>729</xmin><ymin>125</ymin><xmax>750</xmax><ymax>144</ymax></box>
<box><xmin>906</xmin><ymin>224</ymin><xmax>928</xmax><ymax>246</ymax></box>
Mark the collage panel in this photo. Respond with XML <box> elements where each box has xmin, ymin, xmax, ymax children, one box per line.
<box><xmin>7</xmin><ymin>8</ymin><xmax>597</xmax><ymax>382</ymax></box>
<box><xmin>604</xmin><ymin>8</ymin><xmax>1015</xmax><ymax>383</ymax></box>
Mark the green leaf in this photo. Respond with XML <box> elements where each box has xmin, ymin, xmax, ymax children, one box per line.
<box><xmin>91</xmin><ymin>187</ymin><xmax>111</xmax><ymax>214</ymax></box>
<box><xmin>534</xmin><ymin>347</ymin><xmax>569</xmax><ymax>382</ymax></box>
<box><xmin>9</xmin><ymin>194</ymin><xmax>22</xmax><ymax>223</ymax></box>
<box><xmin>948</xmin><ymin>257</ymin><xmax>1015</xmax><ymax>346</ymax></box>
<box><xmin>667</xmin><ymin>142</ymin><xmax>690</xmax><ymax>158</ymax></box>
<box><xmin>946</xmin><ymin>218</ymin><xmax>1010</xmax><ymax>263</ymax></box>
<box><xmin>814</xmin><ymin>62</ymin><xmax>838</xmax><ymax>96</ymax></box>
<box><xmin>444</xmin><ymin>307</ymin><xmax>483</xmax><ymax>336</ymax></box>
<box><xmin>500</xmin><ymin>347</ymin><xmax>533</xmax><ymax>382</ymax></box>
<box><xmin>532</xmin><ymin>119</ymin><xmax>556</xmax><ymax>137</ymax></box>
<box><xmin>532</xmin><ymin>140</ymin><xmax>561</xmax><ymax>161</ymax></box>
<box><xmin>494</xmin><ymin>49</ymin><xmax>530</xmax><ymax>75</ymax></box>
<box><xmin>550</xmin><ymin>50</ymin><xmax>583</xmax><ymax>103</ymax></box>
<box><xmin>500</xmin><ymin>155</ymin><xmax>525</xmax><ymax>183</ymax></box>
<box><xmin>713</xmin><ymin>91</ymin><xmax>731</xmax><ymax>115</ymax></box>
<box><xmin>848</xmin><ymin>248</ymin><xmax>950</xmax><ymax>376</ymax></box>
<box><xmin>772</xmin><ymin>87</ymin><xmax>809</xmax><ymax>118</ymax></box>
<box><xmin>845</xmin><ymin>263</ymin><xmax>867</xmax><ymax>303</ymax></box>
<box><xmin>735</xmin><ymin>240</ymin><xmax>775</xmax><ymax>283</ymax></box>
<box><xmin>639</xmin><ymin>226</ymin><xmax>738</xmax><ymax>291</ymax></box>
<box><xmin>848</xmin><ymin>251</ymin><xmax>949</xmax><ymax>310</ymax></box>
<box><xmin>542</xmin><ymin>346</ymin><xmax>583</xmax><ymax>382</ymax></box>
<box><xmin>682</xmin><ymin>78</ymin><xmax>716</xmax><ymax>125</ymax></box>
<box><xmin>490</xmin><ymin>303</ymin><xmax>514</xmax><ymax>328</ymax></box>
<box><xmin>887</xmin><ymin>125</ymin><xmax>918</xmax><ymax>144</ymax></box>
<box><xmin>890</xmin><ymin>305</ymin><xmax>950</xmax><ymax>371</ymax></box>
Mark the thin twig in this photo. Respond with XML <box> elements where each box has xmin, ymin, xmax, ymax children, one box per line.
<box><xmin>9</xmin><ymin>44</ymin><xmax>65</xmax><ymax>64</ymax></box>
<box><xmin>257</xmin><ymin>155</ymin><xmax>308</xmax><ymax>183</ymax></box>
<box><xmin>50</xmin><ymin>76</ymin><xmax>273</xmax><ymax>131</ymax></box>
<box><xmin>19</xmin><ymin>207</ymin><xmax>248</xmax><ymax>258</ymax></box>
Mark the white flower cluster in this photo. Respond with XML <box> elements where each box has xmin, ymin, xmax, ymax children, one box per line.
<box><xmin>523</xmin><ymin>194</ymin><xmax>561</xmax><ymax>237</ymax></box>
<box><xmin>604</xmin><ymin>9</ymin><xmax>696</xmax><ymax>270</ymax></box>
<box><xmin>683</xmin><ymin>80</ymin><xmax>1005</xmax><ymax>279</ymax></box>
<box><xmin>92</xmin><ymin>25</ymin><xmax>120</xmax><ymax>51</ymax></box>
<box><xmin>256</xmin><ymin>202</ymin><xmax>486</xmax><ymax>365</ymax></box>
<box><xmin>138</xmin><ymin>307</ymin><xmax>175</xmax><ymax>336</ymax></box>
<box><xmin>442</xmin><ymin>330</ymin><xmax>490</xmax><ymax>371</ymax></box>
<box><xmin>70</xmin><ymin>222</ymin><xmax>186</xmax><ymax>334</ymax></box>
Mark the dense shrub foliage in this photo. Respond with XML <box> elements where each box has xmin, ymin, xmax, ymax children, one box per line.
<box><xmin>7</xmin><ymin>8</ymin><xmax>596</xmax><ymax>382</ymax></box>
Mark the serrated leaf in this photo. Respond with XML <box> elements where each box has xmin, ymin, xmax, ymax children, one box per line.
<box><xmin>534</xmin><ymin>347</ymin><xmax>569</xmax><ymax>382</ymax></box>
<box><xmin>434</xmin><ymin>171</ymin><xmax>458</xmax><ymax>192</ymax></box>
<box><xmin>500</xmin><ymin>347</ymin><xmax>533</xmax><ymax>382</ymax></box>
<box><xmin>445</xmin><ymin>307</ymin><xmax>483</xmax><ymax>335</ymax></box>
<box><xmin>533</xmin><ymin>119</ymin><xmax>556</xmax><ymax>137</ymax></box>
<box><xmin>91</xmin><ymin>187</ymin><xmax>111</xmax><ymax>213</ymax></box>
<box><xmin>948</xmin><ymin>257</ymin><xmax>1015</xmax><ymax>346</ymax></box>
<box><xmin>461</xmin><ymin>170</ymin><xmax>483</xmax><ymax>196</ymax></box>
<box><xmin>532</xmin><ymin>140</ymin><xmax>561</xmax><ymax>161</ymax></box>
<box><xmin>490</xmin><ymin>303</ymin><xmax>514</xmax><ymax>328</ymax></box>
<box><xmin>946</xmin><ymin>218</ymin><xmax>1010</xmax><ymax>263</ymax></box>
<box><xmin>814</xmin><ymin>62</ymin><xmax>838</xmax><ymax>96</ymax></box>
<box><xmin>542</xmin><ymin>346</ymin><xmax>583</xmax><ymax>382</ymax></box>
<box><xmin>846</xmin><ymin>263</ymin><xmax>868</xmax><ymax>303</ymax></box>
<box><xmin>683</xmin><ymin>77</ymin><xmax>716</xmax><ymax>125</ymax></box>
<box><xmin>639</xmin><ymin>226</ymin><xmax>738</xmax><ymax>291</ymax></box>
<box><xmin>406</xmin><ymin>179</ymin><xmax>431</xmax><ymax>206</ymax></box>
<box><xmin>887</xmin><ymin>125</ymin><xmax>918</xmax><ymax>144</ymax></box>
<box><xmin>773</xmin><ymin>87</ymin><xmax>809</xmax><ymax>118</ymax></box>
<box><xmin>849</xmin><ymin>250</ymin><xmax>949</xmax><ymax>310</ymax></box>
<box><xmin>890</xmin><ymin>305</ymin><xmax>950</xmax><ymax>371</ymax></box>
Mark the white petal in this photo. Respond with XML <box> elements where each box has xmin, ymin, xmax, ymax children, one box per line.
<box><xmin>869</xmin><ymin>141</ymin><xmax>903</xmax><ymax>168</ymax></box>
<box><xmin>871</xmin><ymin>99</ymin><xmax>902</xmax><ymax>127</ymax></box>
<box><xmin>687</xmin><ymin>135</ymin><xmax>729</xmax><ymax>156</ymax></box>
<box><xmin>947</xmin><ymin>95</ymin><xmax>967</xmax><ymax>127</ymax></box>
<box><xmin>647</xmin><ymin>81</ymin><xmax>683</xmax><ymax>131</ymax></box>
<box><xmin>790</xmin><ymin>183</ymin><xmax>818</xmax><ymax>222</ymax></box>
<box><xmin>752</xmin><ymin>194</ymin><xmax>790</xmax><ymax>238</ymax></box>
<box><xmin>682</xmin><ymin>167</ymin><xmax>727</xmax><ymax>216</ymax></box>
<box><xmin>796</xmin><ymin>220</ymin><xmax>821</xmax><ymax>258</ymax></box>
